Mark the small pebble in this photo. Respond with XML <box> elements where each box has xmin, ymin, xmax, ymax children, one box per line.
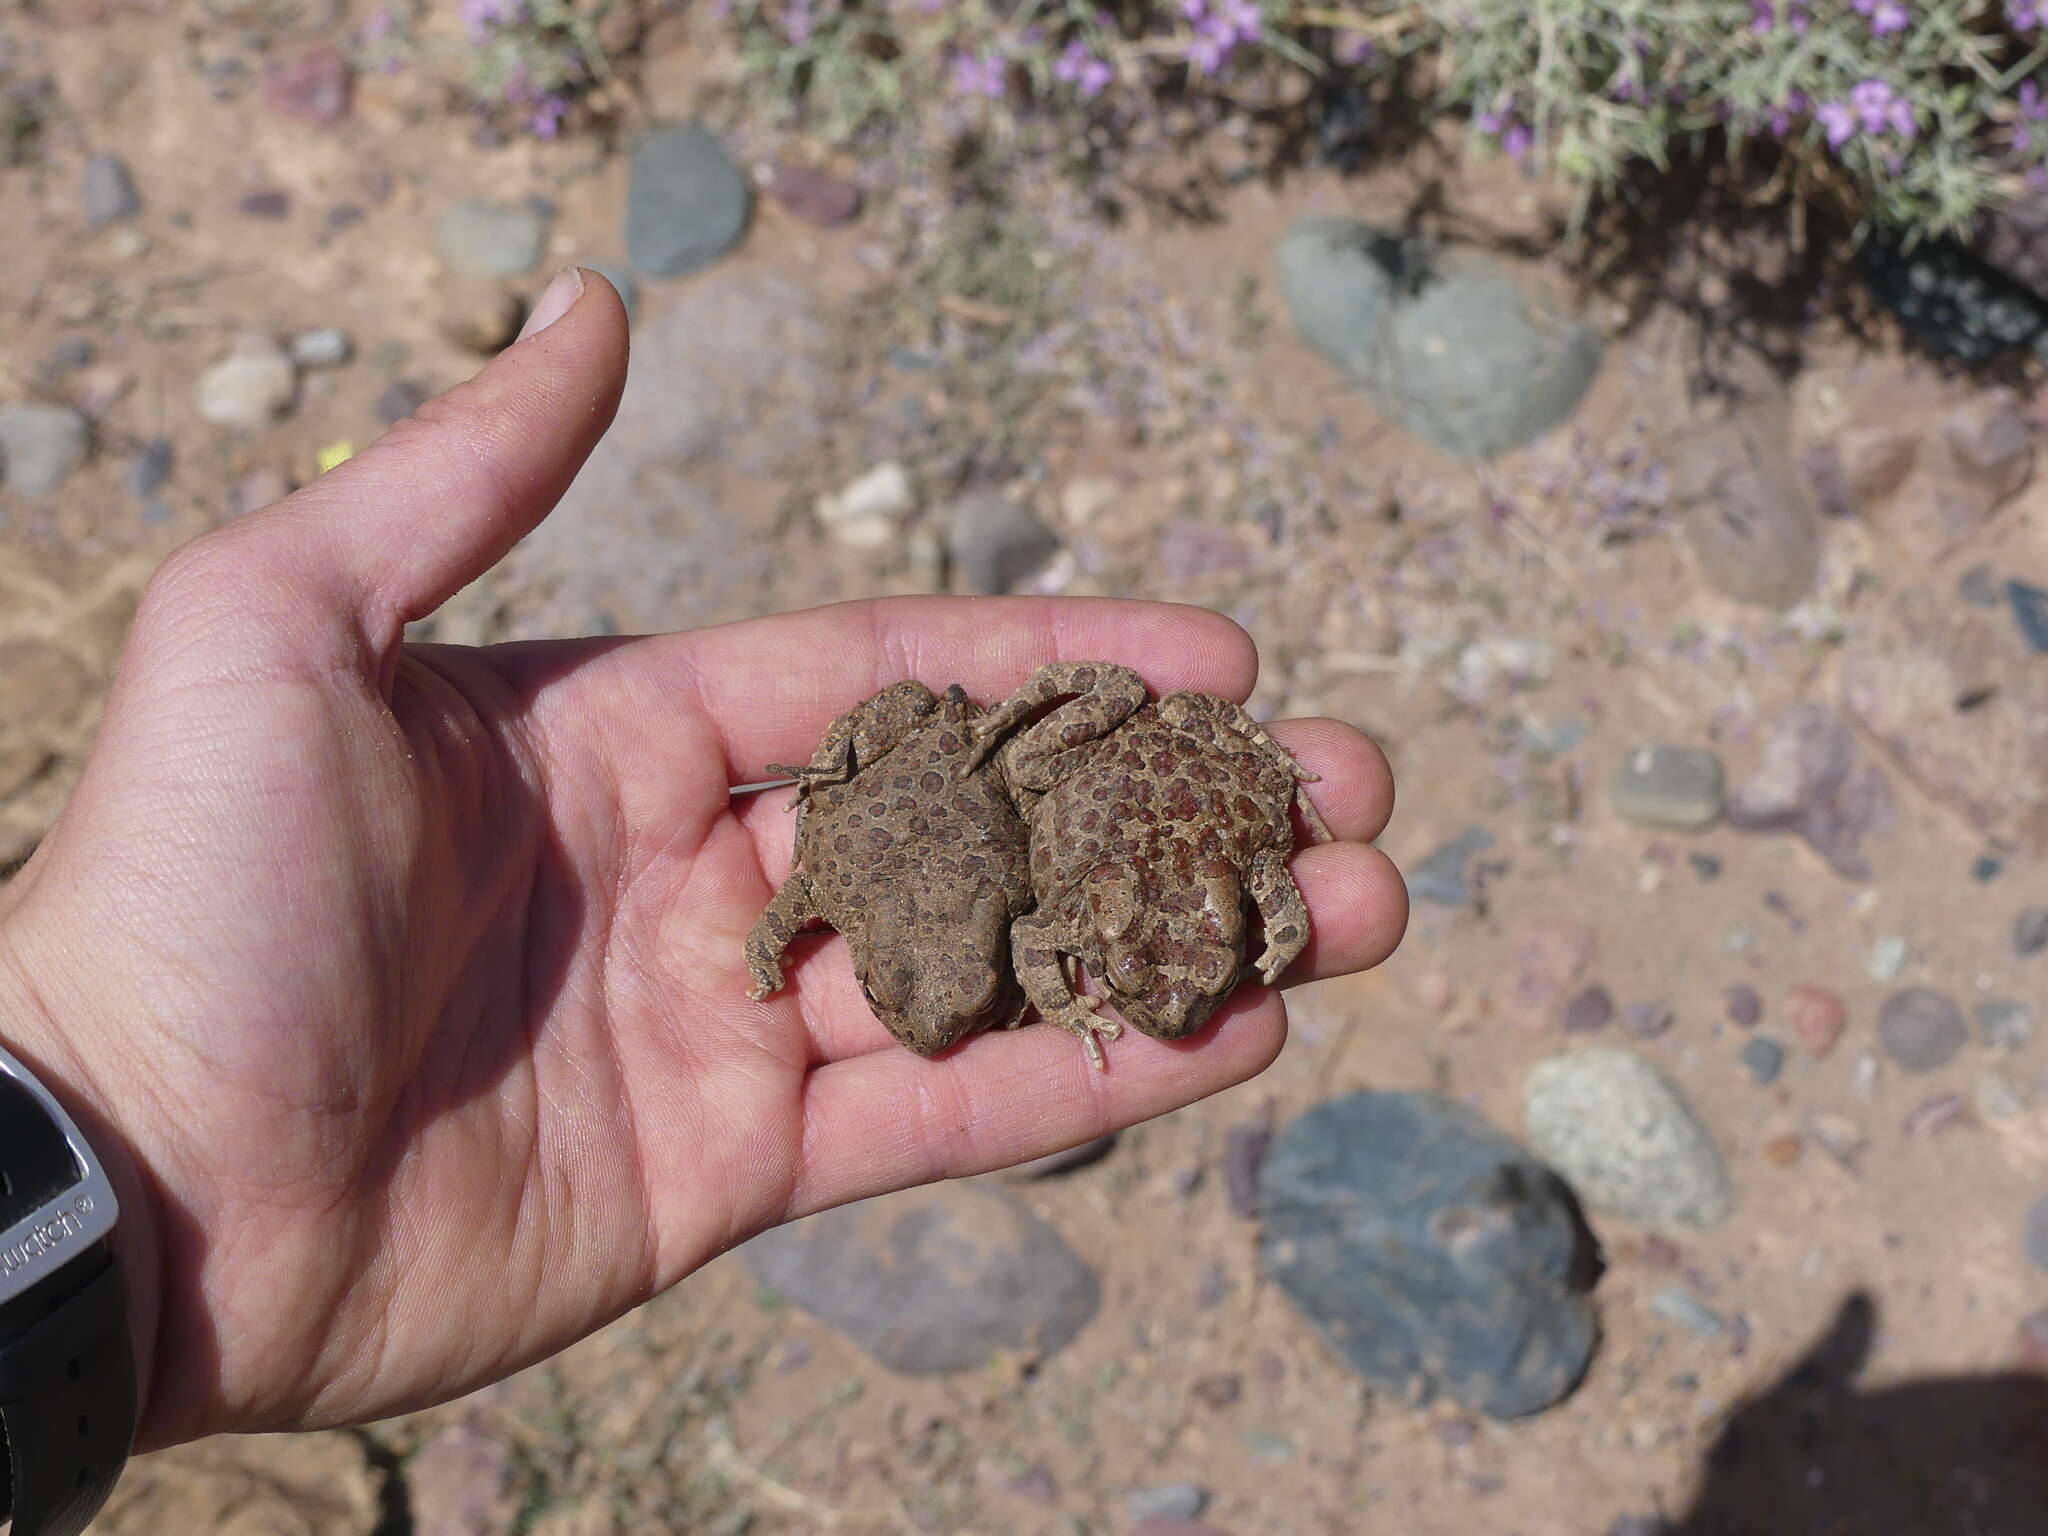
<box><xmin>1867</xmin><ymin>936</ymin><xmax>1909</xmax><ymax>982</ymax></box>
<box><xmin>768</xmin><ymin>162</ymin><xmax>864</xmax><ymax>227</ymax></box>
<box><xmin>1974</xmin><ymin>855</ymin><xmax>2005</xmax><ymax>883</ymax></box>
<box><xmin>226</xmin><ymin>468</ymin><xmax>290</xmax><ymax>519</ymax></box>
<box><xmin>816</xmin><ymin>461</ymin><xmax>913</xmax><ymax>549</ymax></box>
<box><xmin>239</xmin><ymin>189</ymin><xmax>291</xmax><ymax>219</ymax></box>
<box><xmin>1977</xmin><ymin>1065</ymin><xmax>2029</xmax><ymax>1120</ymax></box>
<box><xmin>1806</xmin><ymin>1111</ymin><xmax>1868</xmax><ymax>1167</ymax></box>
<box><xmin>1978</xmin><ymin>998</ymin><xmax>2035</xmax><ymax>1052</ymax></box>
<box><xmin>82</xmin><ymin>153</ymin><xmax>141</xmax><ymax>227</ymax></box>
<box><xmin>1740</xmin><ymin>1037</ymin><xmax>1785</xmax><ymax>1085</ymax></box>
<box><xmin>1621</xmin><ymin>1001</ymin><xmax>1676</xmax><ymax>1040</ymax></box>
<box><xmin>2006</xmin><ymin>579</ymin><xmax>2048</xmax><ymax>654</ymax></box>
<box><xmin>1723</xmin><ymin>985</ymin><xmax>1762</xmax><ymax>1028</ymax></box>
<box><xmin>2016</xmin><ymin>907</ymin><xmax>2048</xmax><ymax>958</ymax></box>
<box><xmin>1004</xmin><ymin>1463</ymin><xmax>1058</xmax><ymax>1505</ymax></box>
<box><xmin>1221</xmin><ymin>1119</ymin><xmax>1271</xmax><ymax>1218</ymax></box>
<box><xmin>1407</xmin><ymin>826</ymin><xmax>1493</xmax><ymax>908</ymax></box>
<box><xmin>626</xmin><ymin>122</ymin><xmax>754</xmax><ymax>277</ymax></box>
<box><xmin>1126</xmin><ymin>1485</ymin><xmax>1209</xmax><ymax>1523</ymax></box>
<box><xmin>1760</xmin><ymin>1133</ymin><xmax>1803</xmax><ymax>1167</ymax></box>
<box><xmin>1191</xmin><ymin>1373</ymin><xmax>1242</xmax><ymax>1409</ymax></box>
<box><xmin>1609</xmin><ymin>744</ymin><xmax>1724</xmax><ymax>829</ymax></box>
<box><xmin>126</xmin><ymin>437</ymin><xmax>172</xmax><ymax>500</ymax></box>
<box><xmin>946</xmin><ymin>493</ymin><xmax>1061</xmax><ymax>594</ymax></box>
<box><xmin>1562</xmin><ymin>985</ymin><xmax>1614</xmax><ymax>1034</ymax></box>
<box><xmin>1649</xmin><ymin>1287</ymin><xmax>1725</xmax><ymax>1338</ymax></box>
<box><xmin>375</xmin><ymin>379</ymin><xmax>429</xmax><ymax>425</ymax></box>
<box><xmin>1004</xmin><ymin>1134</ymin><xmax>1116</xmax><ymax>1180</ymax></box>
<box><xmin>1687</xmin><ymin>852</ymin><xmax>1722</xmax><ymax>881</ymax></box>
<box><xmin>1785</xmin><ymin>984</ymin><xmax>1847</xmax><ymax>1058</ymax></box>
<box><xmin>290</xmin><ymin>326</ymin><xmax>352</xmax><ymax>368</ymax></box>
<box><xmin>1877</xmin><ymin>988</ymin><xmax>1967</xmax><ymax>1073</ymax></box>
<box><xmin>1243</xmin><ymin>1431</ymin><xmax>1294</xmax><ymax>1462</ymax></box>
<box><xmin>0</xmin><ymin>404</ymin><xmax>90</xmax><ymax>498</ymax></box>
<box><xmin>43</xmin><ymin>337</ymin><xmax>93</xmax><ymax>376</ymax></box>
<box><xmin>1610</xmin><ymin>1519</ymin><xmax>1672</xmax><ymax>1536</ymax></box>
<box><xmin>1959</xmin><ymin>563</ymin><xmax>2002</xmax><ymax>608</ymax></box>
<box><xmin>1415</xmin><ymin>972</ymin><xmax>1454</xmax><ymax>1013</ymax></box>
<box><xmin>1902</xmin><ymin>1092</ymin><xmax>1970</xmax><ymax>1138</ymax></box>
<box><xmin>437</xmin><ymin>199</ymin><xmax>548</xmax><ymax>277</ymax></box>
<box><xmin>196</xmin><ymin>336</ymin><xmax>297</xmax><ymax>429</ymax></box>
<box><xmin>263</xmin><ymin>43</ymin><xmax>352</xmax><ymax>126</ymax></box>
<box><xmin>2025</xmin><ymin>1194</ymin><xmax>2048</xmax><ymax>1271</ymax></box>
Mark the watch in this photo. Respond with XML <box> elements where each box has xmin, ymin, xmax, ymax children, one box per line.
<box><xmin>0</xmin><ymin>1039</ymin><xmax>136</xmax><ymax>1536</ymax></box>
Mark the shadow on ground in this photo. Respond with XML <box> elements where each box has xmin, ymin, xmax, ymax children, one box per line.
<box><xmin>1658</xmin><ymin>1292</ymin><xmax>2048</xmax><ymax>1535</ymax></box>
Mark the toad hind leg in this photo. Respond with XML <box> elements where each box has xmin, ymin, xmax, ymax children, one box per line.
<box><xmin>745</xmin><ymin>872</ymin><xmax>820</xmax><ymax>999</ymax></box>
<box><xmin>1247</xmin><ymin>847</ymin><xmax>1312</xmax><ymax>985</ymax></box>
<box><xmin>767</xmin><ymin>680</ymin><xmax>937</xmax><ymax>801</ymax></box>
<box><xmin>1156</xmin><ymin>692</ymin><xmax>1333</xmax><ymax>843</ymax></box>
<box><xmin>1011</xmin><ymin>912</ymin><xmax>1122</xmax><ymax>1069</ymax></box>
<box><xmin>964</xmin><ymin>662</ymin><xmax>1148</xmax><ymax>786</ymax></box>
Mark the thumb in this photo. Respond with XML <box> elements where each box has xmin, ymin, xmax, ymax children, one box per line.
<box><xmin>201</xmin><ymin>266</ymin><xmax>629</xmax><ymax>654</ymax></box>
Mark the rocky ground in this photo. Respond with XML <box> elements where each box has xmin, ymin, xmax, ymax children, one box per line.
<box><xmin>13</xmin><ymin>3</ymin><xmax>2048</xmax><ymax>1534</ymax></box>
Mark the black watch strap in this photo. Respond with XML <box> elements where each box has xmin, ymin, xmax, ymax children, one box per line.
<box><xmin>0</xmin><ymin>1244</ymin><xmax>136</xmax><ymax>1536</ymax></box>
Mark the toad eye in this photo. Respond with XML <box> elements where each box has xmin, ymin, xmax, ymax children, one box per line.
<box><xmin>1107</xmin><ymin>949</ymin><xmax>1156</xmax><ymax>993</ymax></box>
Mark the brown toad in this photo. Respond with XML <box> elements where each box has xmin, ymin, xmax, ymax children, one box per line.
<box><xmin>968</xmin><ymin>662</ymin><xmax>1329</xmax><ymax>1067</ymax></box>
<box><xmin>744</xmin><ymin>681</ymin><xmax>1032</xmax><ymax>1055</ymax></box>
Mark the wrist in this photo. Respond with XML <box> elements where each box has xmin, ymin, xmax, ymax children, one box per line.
<box><xmin>0</xmin><ymin>918</ymin><xmax>163</xmax><ymax>1452</ymax></box>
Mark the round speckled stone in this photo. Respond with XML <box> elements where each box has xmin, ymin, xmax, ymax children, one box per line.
<box><xmin>1877</xmin><ymin>988</ymin><xmax>1967</xmax><ymax>1074</ymax></box>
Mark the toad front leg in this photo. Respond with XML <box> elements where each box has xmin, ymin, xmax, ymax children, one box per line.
<box><xmin>964</xmin><ymin>662</ymin><xmax>1148</xmax><ymax>787</ymax></box>
<box><xmin>1246</xmin><ymin>847</ymin><xmax>1312</xmax><ymax>985</ymax></box>
<box><xmin>1011</xmin><ymin>911</ymin><xmax>1123</xmax><ymax>1069</ymax></box>
<box><xmin>744</xmin><ymin>871</ymin><xmax>820</xmax><ymax>999</ymax></box>
<box><xmin>767</xmin><ymin>680</ymin><xmax>938</xmax><ymax>802</ymax></box>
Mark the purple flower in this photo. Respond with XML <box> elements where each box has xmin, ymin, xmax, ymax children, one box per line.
<box><xmin>1850</xmin><ymin>78</ymin><xmax>1902</xmax><ymax>132</ymax></box>
<box><xmin>1187</xmin><ymin>26</ymin><xmax>1230</xmax><ymax>73</ymax></box>
<box><xmin>1751</xmin><ymin>0</ymin><xmax>1774</xmax><ymax>31</ymax></box>
<box><xmin>1817</xmin><ymin>99</ymin><xmax>1856</xmax><ymax>148</ymax></box>
<box><xmin>2014</xmin><ymin>0</ymin><xmax>2041</xmax><ymax>27</ymax></box>
<box><xmin>952</xmin><ymin>50</ymin><xmax>1007</xmax><ymax>98</ymax></box>
<box><xmin>1502</xmin><ymin>121</ymin><xmax>1532</xmax><ymax>161</ymax></box>
<box><xmin>782</xmin><ymin>0</ymin><xmax>813</xmax><ymax>44</ymax></box>
<box><xmin>460</xmin><ymin>0</ymin><xmax>523</xmax><ymax>38</ymax></box>
<box><xmin>530</xmin><ymin>94</ymin><xmax>568</xmax><ymax>139</ymax></box>
<box><xmin>1335</xmin><ymin>31</ymin><xmax>1375</xmax><ymax>65</ymax></box>
<box><xmin>1213</xmin><ymin>0</ymin><xmax>1263</xmax><ymax>42</ymax></box>
<box><xmin>2023</xmin><ymin>79</ymin><xmax>2048</xmax><ymax>119</ymax></box>
<box><xmin>1053</xmin><ymin>40</ymin><xmax>1114</xmax><ymax>97</ymax></box>
<box><xmin>1869</xmin><ymin>0</ymin><xmax>1908</xmax><ymax>31</ymax></box>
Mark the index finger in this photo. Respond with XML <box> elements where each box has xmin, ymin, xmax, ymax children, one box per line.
<box><xmin>671</xmin><ymin>595</ymin><xmax>1260</xmax><ymax>782</ymax></box>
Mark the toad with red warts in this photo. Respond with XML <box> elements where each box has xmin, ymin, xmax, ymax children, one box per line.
<box><xmin>745</xmin><ymin>681</ymin><xmax>1033</xmax><ymax>1055</ymax></box>
<box><xmin>967</xmin><ymin>661</ymin><xmax>1328</xmax><ymax>1067</ymax></box>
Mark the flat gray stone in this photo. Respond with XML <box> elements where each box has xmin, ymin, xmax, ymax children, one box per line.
<box><xmin>1126</xmin><ymin>1485</ymin><xmax>1209</xmax><ymax>1522</ymax></box>
<box><xmin>743</xmin><ymin>1185</ymin><xmax>1099</xmax><ymax>1374</ymax></box>
<box><xmin>1260</xmin><ymin>1090</ymin><xmax>1599</xmax><ymax>1419</ymax></box>
<box><xmin>0</xmin><ymin>405</ymin><xmax>89</xmax><ymax>498</ymax></box>
<box><xmin>1524</xmin><ymin>1049</ymin><xmax>1731</xmax><ymax>1231</ymax></box>
<box><xmin>1877</xmin><ymin>989</ymin><xmax>1966</xmax><ymax>1073</ymax></box>
<box><xmin>195</xmin><ymin>336</ymin><xmax>297</xmax><ymax>429</ymax></box>
<box><xmin>626</xmin><ymin>122</ymin><xmax>753</xmax><ymax>278</ymax></box>
<box><xmin>436</xmin><ymin>199</ymin><xmax>548</xmax><ymax>277</ymax></box>
<box><xmin>1279</xmin><ymin>218</ymin><xmax>1601</xmax><ymax>461</ymax></box>
<box><xmin>1408</xmin><ymin>826</ymin><xmax>1493</xmax><ymax>907</ymax></box>
<box><xmin>82</xmin><ymin>153</ymin><xmax>140</xmax><ymax>227</ymax></box>
<box><xmin>126</xmin><ymin>437</ymin><xmax>172</xmax><ymax>501</ymax></box>
<box><xmin>1609</xmin><ymin>744</ymin><xmax>1724</xmax><ymax>830</ymax></box>
<box><xmin>289</xmin><ymin>326</ymin><xmax>352</xmax><ymax>368</ymax></box>
<box><xmin>946</xmin><ymin>493</ymin><xmax>1060</xmax><ymax>593</ymax></box>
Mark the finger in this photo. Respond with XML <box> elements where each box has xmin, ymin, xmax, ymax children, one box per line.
<box><xmin>1274</xmin><ymin>842</ymin><xmax>1408</xmax><ymax>984</ymax></box>
<box><xmin>1266</xmin><ymin>719</ymin><xmax>1395</xmax><ymax>844</ymax></box>
<box><xmin>669</xmin><ymin>596</ymin><xmax>1261</xmax><ymax>781</ymax></box>
<box><xmin>783</xmin><ymin>991</ymin><xmax>1288</xmax><ymax>1216</ymax></box>
<box><xmin>204</xmin><ymin>267</ymin><xmax>629</xmax><ymax>652</ymax></box>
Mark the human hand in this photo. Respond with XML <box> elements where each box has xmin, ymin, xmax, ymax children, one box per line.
<box><xmin>0</xmin><ymin>268</ymin><xmax>1406</xmax><ymax>1450</ymax></box>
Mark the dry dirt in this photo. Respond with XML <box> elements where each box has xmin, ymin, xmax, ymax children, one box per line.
<box><xmin>9</xmin><ymin>3</ymin><xmax>2048</xmax><ymax>1534</ymax></box>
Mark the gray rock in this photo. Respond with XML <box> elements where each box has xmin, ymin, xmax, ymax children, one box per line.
<box><xmin>1003</xmin><ymin>1133</ymin><xmax>1116</xmax><ymax>1180</ymax></box>
<box><xmin>126</xmin><ymin>437</ymin><xmax>172</xmax><ymax>501</ymax></box>
<box><xmin>289</xmin><ymin>326</ymin><xmax>352</xmax><ymax>368</ymax></box>
<box><xmin>1277</xmin><ymin>218</ymin><xmax>1601</xmax><ymax>461</ymax></box>
<box><xmin>196</xmin><ymin>336</ymin><xmax>297</xmax><ymax>429</ymax></box>
<box><xmin>1126</xmin><ymin>1485</ymin><xmax>1209</xmax><ymax>1522</ymax></box>
<box><xmin>1621</xmin><ymin>1001</ymin><xmax>1676</xmax><ymax>1040</ymax></box>
<box><xmin>1978</xmin><ymin>998</ymin><xmax>2035</xmax><ymax>1052</ymax></box>
<box><xmin>1524</xmin><ymin>1049</ymin><xmax>1732</xmax><ymax>1231</ymax></box>
<box><xmin>1877</xmin><ymin>988</ymin><xmax>1966</xmax><ymax>1073</ymax></box>
<box><xmin>0</xmin><ymin>405</ymin><xmax>90</xmax><ymax>499</ymax></box>
<box><xmin>1259</xmin><ymin>1090</ymin><xmax>1600</xmax><ymax>1420</ymax></box>
<box><xmin>1724</xmin><ymin>984</ymin><xmax>1762</xmax><ymax>1027</ymax></box>
<box><xmin>1726</xmin><ymin>703</ymin><xmax>1892</xmax><ymax>880</ymax></box>
<box><xmin>375</xmin><ymin>379</ymin><xmax>428</xmax><ymax>425</ymax></box>
<box><xmin>1562</xmin><ymin>986</ymin><xmax>1614</xmax><ymax>1034</ymax></box>
<box><xmin>436</xmin><ymin>199</ymin><xmax>548</xmax><ymax>277</ymax></box>
<box><xmin>1408</xmin><ymin>826</ymin><xmax>1493</xmax><ymax>907</ymax></box>
<box><xmin>1649</xmin><ymin>1286</ymin><xmax>1726</xmax><ymax>1338</ymax></box>
<box><xmin>1609</xmin><ymin>744</ymin><xmax>1723</xmax><ymax>829</ymax></box>
<box><xmin>2027</xmin><ymin>1194</ymin><xmax>2048</xmax><ymax>1270</ymax></box>
<box><xmin>2016</xmin><ymin>906</ymin><xmax>2048</xmax><ymax>957</ymax></box>
<box><xmin>626</xmin><ymin>122</ymin><xmax>754</xmax><ymax>278</ymax></box>
<box><xmin>1222</xmin><ymin>1119</ymin><xmax>1271</xmax><ymax>1218</ymax></box>
<box><xmin>1741</xmin><ymin>1037</ymin><xmax>1786</xmax><ymax>1086</ymax></box>
<box><xmin>743</xmin><ymin>1184</ymin><xmax>1099</xmax><ymax>1374</ymax></box>
<box><xmin>42</xmin><ymin>338</ymin><xmax>93</xmax><ymax>377</ymax></box>
<box><xmin>946</xmin><ymin>493</ymin><xmax>1060</xmax><ymax>593</ymax></box>
<box><xmin>407</xmin><ymin>1420</ymin><xmax>518</xmax><ymax>1536</ymax></box>
<box><xmin>82</xmin><ymin>153</ymin><xmax>140</xmax><ymax>227</ymax></box>
<box><xmin>2007</xmin><ymin>580</ymin><xmax>2048</xmax><ymax>653</ymax></box>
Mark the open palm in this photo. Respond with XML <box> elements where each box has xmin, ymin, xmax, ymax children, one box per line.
<box><xmin>0</xmin><ymin>272</ymin><xmax>1405</xmax><ymax>1451</ymax></box>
